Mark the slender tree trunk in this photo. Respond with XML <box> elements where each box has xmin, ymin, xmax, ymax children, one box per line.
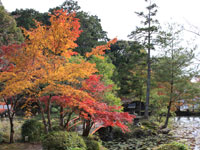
<box><xmin>60</xmin><ymin>106</ymin><xmax>64</xmax><ymax>128</ymax></box>
<box><xmin>37</xmin><ymin>99</ymin><xmax>48</xmax><ymax>133</ymax></box>
<box><xmin>163</xmin><ymin>96</ymin><xmax>173</xmax><ymax>128</ymax></box>
<box><xmin>64</xmin><ymin>112</ymin><xmax>73</xmax><ymax>130</ymax></box>
<box><xmin>47</xmin><ymin>96</ymin><xmax>52</xmax><ymax>131</ymax></box>
<box><xmin>9</xmin><ymin>116</ymin><xmax>14</xmax><ymax>143</ymax></box>
<box><xmin>144</xmin><ymin>8</ymin><xmax>151</xmax><ymax>119</ymax></box>
<box><xmin>5</xmin><ymin>100</ymin><xmax>15</xmax><ymax>143</ymax></box>
<box><xmin>163</xmin><ymin>42</ymin><xmax>174</xmax><ymax>128</ymax></box>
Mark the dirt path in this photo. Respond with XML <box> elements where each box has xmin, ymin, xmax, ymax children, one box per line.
<box><xmin>0</xmin><ymin>143</ymin><xmax>42</xmax><ymax>150</ymax></box>
<box><xmin>171</xmin><ymin>117</ymin><xmax>200</xmax><ymax>150</ymax></box>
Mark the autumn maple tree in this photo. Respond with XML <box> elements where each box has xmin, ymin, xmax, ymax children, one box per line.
<box><xmin>0</xmin><ymin>9</ymin><xmax>134</xmax><ymax>140</ymax></box>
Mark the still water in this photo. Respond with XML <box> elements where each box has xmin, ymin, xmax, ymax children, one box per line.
<box><xmin>173</xmin><ymin>116</ymin><xmax>200</xmax><ymax>150</ymax></box>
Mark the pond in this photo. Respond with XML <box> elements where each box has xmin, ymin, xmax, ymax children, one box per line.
<box><xmin>172</xmin><ymin>116</ymin><xmax>200</xmax><ymax>150</ymax></box>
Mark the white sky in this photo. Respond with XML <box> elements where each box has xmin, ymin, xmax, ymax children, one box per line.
<box><xmin>2</xmin><ymin>0</ymin><xmax>200</xmax><ymax>41</ymax></box>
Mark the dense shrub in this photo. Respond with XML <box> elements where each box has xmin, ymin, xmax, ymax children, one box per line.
<box><xmin>42</xmin><ymin>131</ymin><xmax>87</xmax><ymax>150</ymax></box>
<box><xmin>132</xmin><ymin>127</ymin><xmax>148</xmax><ymax>138</ymax></box>
<box><xmin>21</xmin><ymin>119</ymin><xmax>44</xmax><ymax>142</ymax></box>
<box><xmin>51</xmin><ymin>107</ymin><xmax>59</xmax><ymax>113</ymax></box>
<box><xmin>154</xmin><ymin>142</ymin><xmax>189</xmax><ymax>150</ymax></box>
<box><xmin>52</xmin><ymin>125</ymin><xmax>63</xmax><ymax>131</ymax></box>
<box><xmin>0</xmin><ymin>132</ymin><xmax>2</xmax><ymax>143</ymax></box>
<box><xmin>141</xmin><ymin>120</ymin><xmax>158</xmax><ymax>130</ymax></box>
<box><xmin>112</xmin><ymin>126</ymin><xmax>133</xmax><ymax>140</ymax></box>
<box><xmin>84</xmin><ymin>135</ymin><xmax>102</xmax><ymax>150</ymax></box>
<box><xmin>86</xmin><ymin>139</ymin><xmax>101</xmax><ymax>150</ymax></box>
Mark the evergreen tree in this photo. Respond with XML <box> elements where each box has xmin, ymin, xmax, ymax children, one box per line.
<box><xmin>0</xmin><ymin>6</ymin><xmax>23</xmax><ymax>47</ymax></box>
<box><xmin>129</xmin><ymin>0</ymin><xmax>159</xmax><ymax>118</ymax></box>
<box><xmin>154</xmin><ymin>23</ymin><xmax>195</xmax><ymax>128</ymax></box>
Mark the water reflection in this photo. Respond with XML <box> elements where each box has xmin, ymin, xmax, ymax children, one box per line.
<box><xmin>173</xmin><ymin>116</ymin><xmax>200</xmax><ymax>150</ymax></box>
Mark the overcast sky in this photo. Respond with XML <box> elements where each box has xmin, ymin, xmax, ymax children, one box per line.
<box><xmin>2</xmin><ymin>0</ymin><xmax>200</xmax><ymax>41</ymax></box>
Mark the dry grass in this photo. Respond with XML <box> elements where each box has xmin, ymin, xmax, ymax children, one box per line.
<box><xmin>0</xmin><ymin>143</ymin><xmax>42</xmax><ymax>150</ymax></box>
<box><xmin>0</xmin><ymin>118</ymin><xmax>24</xmax><ymax>142</ymax></box>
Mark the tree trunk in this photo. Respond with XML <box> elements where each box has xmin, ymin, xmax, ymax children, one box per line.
<box><xmin>163</xmin><ymin>42</ymin><xmax>174</xmax><ymax>128</ymax></box>
<box><xmin>82</xmin><ymin>120</ymin><xmax>93</xmax><ymax>137</ymax></box>
<box><xmin>47</xmin><ymin>97</ymin><xmax>52</xmax><ymax>131</ymax></box>
<box><xmin>9</xmin><ymin>117</ymin><xmax>15</xmax><ymax>143</ymax></box>
<box><xmin>60</xmin><ymin>106</ymin><xmax>64</xmax><ymax>128</ymax></box>
<box><xmin>37</xmin><ymin>99</ymin><xmax>48</xmax><ymax>133</ymax></box>
<box><xmin>144</xmin><ymin>8</ymin><xmax>151</xmax><ymax>119</ymax></box>
<box><xmin>163</xmin><ymin>98</ymin><xmax>172</xmax><ymax>128</ymax></box>
<box><xmin>5</xmin><ymin>100</ymin><xmax>15</xmax><ymax>143</ymax></box>
<box><xmin>64</xmin><ymin>112</ymin><xmax>73</xmax><ymax>130</ymax></box>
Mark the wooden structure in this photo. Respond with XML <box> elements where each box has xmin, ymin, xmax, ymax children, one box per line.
<box><xmin>123</xmin><ymin>101</ymin><xmax>145</xmax><ymax>115</ymax></box>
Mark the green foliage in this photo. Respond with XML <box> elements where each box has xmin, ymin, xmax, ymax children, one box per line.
<box><xmin>71</xmin><ymin>148</ymin><xmax>83</xmax><ymax>150</ymax></box>
<box><xmin>75</xmin><ymin>11</ymin><xmax>107</xmax><ymax>55</ymax></box>
<box><xmin>132</xmin><ymin>127</ymin><xmax>148</xmax><ymax>138</ymax></box>
<box><xmin>48</xmin><ymin>0</ymin><xmax>80</xmax><ymax>14</ymax></box>
<box><xmin>51</xmin><ymin>107</ymin><xmax>59</xmax><ymax>113</ymax></box>
<box><xmin>103</xmin><ymin>92</ymin><xmax>121</xmax><ymax>107</ymax></box>
<box><xmin>11</xmin><ymin>9</ymin><xmax>50</xmax><ymax>30</ymax></box>
<box><xmin>42</xmin><ymin>131</ymin><xmax>87</xmax><ymax>150</ymax></box>
<box><xmin>152</xmin><ymin>23</ymin><xmax>196</xmax><ymax>127</ymax></box>
<box><xmin>52</xmin><ymin>125</ymin><xmax>63</xmax><ymax>131</ymax></box>
<box><xmin>154</xmin><ymin>142</ymin><xmax>189</xmax><ymax>150</ymax></box>
<box><xmin>108</xmin><ymin>40</ymin><xmax>146</xmax><ymax>98</ymax></box>
<box><xmin>141</xmin><ymin>120</ymin><xmax>158</xmax><ymax>130</ymax></box>
<box><xmin>0</xmin><ymin>132</ymin><xmax>2</xmax><ymax>143</ymax></box>
<box><xmin>128</xmin><ymin>0</ymin><xmax>158</xmax><ymax>49</ymax></box>
<box><xmin>84</xmin><ymin>136</ymin><xmax>102</xmax><ymax>150</ymax></box>
<box><xmin>89</xmin><ymin>56</ymin><xmax>121</xmax><ymax>106</ymax></box>
<box><xmin>90</xmin><ymin>56</ymin><xmax>115</xmax><ymax>83</ymax></box>
<box><xmin>112</xmin><ymin>126</ymin><xmax>132</xmax><ymax>140</ymax></box>
<box><xmin>21</xmin><ymin>119</ymin><xmax>44</xmax><ymax>142</ymax></box>
<box><xmin>0</xmin><ymin>6</ymin><xmax>24</xmax><ymax>46</ymax></box>
<box><xmin>86</xmin><ymin>140</ymin><xmax>101</xmax><ymax>150</ymax></box>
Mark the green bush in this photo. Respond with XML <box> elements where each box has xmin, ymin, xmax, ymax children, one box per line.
<box><xmin>21</xmin><ymin>119</ymin><xmax>44</xmax><ymax>142</ymax></box>
<box><xmin>84</xmin><ymin>135</ymin><xmax>102</xmax><ymax>150</ymax></box>
<box><xmin>154</xmin><ymin>142</ymin><xmax>189</xmax><ymax>150</ymax></box>
<box><xmin>42</xmin><ymin>131</ymin><xmax>87</xmax><ymax>150</ymax></box>
<box><xmin>141</xmin><ymin>120</ymin><xmax>158</xmax><ymax>130</ymax></box>
<box><xmin>132</xmin><ymin>127</ymin><xmax>148</xmax><ymax>138</ymax></box>
<box><xmin>51</xmin><ymin>107</ymin><xmax>59</xmax><ymax>113</ymax></box>
<box><xmin>0</xmin><ymin>132</ymin><xmax>3</xmax><ymax>143</ymax></box>
<box><xmin>86</xmin><ymin>140</ymin><xmax>101</xmax><ymax>150</ymax></box>
<box><xmin>112</xmin><ymin>126</ymin><xmax>133</xmax><ymax>140</ymax></box>
<box><xmin>52</xmin><ymin>125</ymin><xmax>63</xmax><ymax>131</ymax></box>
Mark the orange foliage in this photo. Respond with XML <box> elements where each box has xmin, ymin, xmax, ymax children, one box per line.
<box><xmin>86</xmin><ymin>38</ymin><xmax>117</xmax><ymax>59</ymax></box>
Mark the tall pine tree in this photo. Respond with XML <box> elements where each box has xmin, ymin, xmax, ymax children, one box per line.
<box><xmin>129</xmin><ymin>0</ymin><xmax>159</xmax><ymax>118</ymax></box>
